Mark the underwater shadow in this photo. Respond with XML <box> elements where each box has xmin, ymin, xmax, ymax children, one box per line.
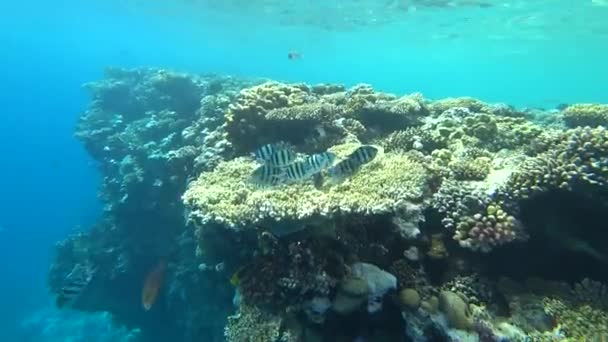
<box><xmin>482</xmin><ymin>189</ymin><xmax>608</xmax><ymax>283</ymax></box>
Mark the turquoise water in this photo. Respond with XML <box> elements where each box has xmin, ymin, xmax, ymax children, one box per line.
<box><xmin>1</xmin><ymin>0</ymin><xmax>607</xmax><ymax>340</ymax></box>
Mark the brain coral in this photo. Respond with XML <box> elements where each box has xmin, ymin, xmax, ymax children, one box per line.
<box><xmin>182</xmin><ymin>144</ymin><xmax>431</xmax><ymax>230</ymax></box>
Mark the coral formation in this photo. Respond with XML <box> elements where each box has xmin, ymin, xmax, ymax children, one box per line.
<box><xmin>183</xmin><ymin>146</ymin><xmax>430</xmax><ymax>229</ymax></box>
<box><xmin>438</xmin><ymin>290</ymin><xmax>474</xmax><ymax>330</ymax></box>
<box><xmin>49</xmin><ymin>68</ymin><xmax>608</xmax><ymax>342</ymax></box>
<box><xmin>224</xmin><ymin>304</ymin><xmax>294</xmax><ymax>342</ymax></box>
<box><xmin>562</xmin><ymin>103</ymin><xmax>608</xmax><ymax>128</ymax></box>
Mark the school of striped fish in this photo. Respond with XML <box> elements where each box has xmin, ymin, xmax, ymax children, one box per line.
<box><xmin>250</xmin><ymin>142</ymin><xmax>379</xmax><ymax>188</ymax></box>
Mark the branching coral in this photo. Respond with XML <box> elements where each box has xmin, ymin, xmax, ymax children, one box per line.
<box><xmin>452</xmin><ymin>202</ymin><xmax>525</xmax><ymax>252</ymax></box>
<box><xmin>381</xmin><ymin>127</ymin><xmax>443</xmax><ymax>153</ymax></box>
<box><xmin>448</xmin><ymin>156</ymin><xmax>492</xmax><ymax>181</ymax></box>
<box><xmin>496</xmin><ymin>277</ymin><xmax>608</xmax><ymax>340</ymax></box>
<box><xmin>543</xmin><ymin>298</ymin><xmax>608</xmax><ymax>339</ymax></box>
<box><xmin>225</xmin><ymin>304</ymin><xmax>294</xmax><ymax>342</ymax></box>
<box><xmin>342</xmin><ymin>83</ymin><xmax>396</xmax><ymax>114</ymax></box>
<box><xmin>502</xmin><ymin>126</ymin><xmax>608</xmax><ymax>200</ymax></box>
<box><xmin>432</xmin><ymin>169</ymin><xmax>528</xmax><ymax>252</ymax></box>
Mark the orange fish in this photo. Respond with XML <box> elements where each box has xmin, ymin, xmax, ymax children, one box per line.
<box><xmin>141</xmin><ymin>259</ymin><xmax>167</xmax><ymax>311</ymax></box>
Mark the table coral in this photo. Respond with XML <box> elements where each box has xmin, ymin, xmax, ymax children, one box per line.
<box><xmin>562</xmin><ymin>103</ymin><xmax>608</xmax><ymax>128</ymax></box>
<box><xmin>183</xmin><ymin>145</ymin><xmax>431</xmax><ymax>229</ymax></box>
<box><xmin>358</xmin><ymin>93</ymin><xmax>429</xmax><ymax>132</ymax></box>
<box><xmin>429</xmin><ymin>97</ymin><xmax>491</xmax><ymax>115</ymax></box>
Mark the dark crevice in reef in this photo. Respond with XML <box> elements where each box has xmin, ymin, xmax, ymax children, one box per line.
<box><xmin>481</xmin><ymin>189</ymin><xmax>608</xmax><ymax>283</ymax></box>
<box><xmin>310</xmin><ymin>298</ymin><xmax>407</xmax><ymax>342</ymax></box>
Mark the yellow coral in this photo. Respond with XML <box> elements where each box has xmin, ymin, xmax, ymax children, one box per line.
<box><xmin>543</xmin><ymin>298</ymin><xmax>608</xmax><ymax>339</ymax></box>
<box><xmin>225</xmin><ymin>304</ymin><xmax>289</xmax><ymax>342</ymax></box>
<box><xmin>563</xmin><ymin>103</ymin><xmax>608</xmax><ymax>128</ymax></box>
<box><xmin>182</xmin><ymin>144</ymin><xmax>430</xmax><ymax>229</ymax></box>
<box><xmin>429</xmin><ymin>97</ymin><xmax>491</xmax><ymax>115</ymax></box>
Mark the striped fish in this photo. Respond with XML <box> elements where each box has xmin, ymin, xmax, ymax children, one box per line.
<box><xmin>349</xmin><ymin>145</ymin><xmax>378</xmax><ymax>165</ymax></box>
<box><xmin>329</xmin><ymin>158</ymin><xmax>359</xmax><ymax>179</ymax></box>
<box><xmin>269</xmin><ymin>148</ymin><xmax>297</xmax><ymax>167</ymax></box>
<box><xmin>285</xmin><ymin>152</ymin><xmax>337</xmax><ymax>182</ymax></box>
<box><xmin>250</xmin><ymin>164</ymin><xmax>285</xmax><ymax>187</ymax></box>
<box><xmin>254</xmin><ymin>143</ymin><xmax>279</xmax><ymax>162</ymax></box>
<box><xmin>254</xmin><ymin>142</ymin><xmax>295</xmax><ymax>164</ymax></box>
<box><xmin>285</xmin><ymin>161</ymin><xmax>311</xmax><ymax>182</ymax></box>
<box><xmin>330</xmin><ymin>145</ymin><xmax>378</xmax><ymax>178</ymax></box>
<box><xmin>304</xmin><ymin>152</ymin><xmax>336</xmax><ymax>174</ymax></box>
<box><xmin>56</xmin><ymin>264</ymin><xmax>97</xmax><ymax>308</ymax></box>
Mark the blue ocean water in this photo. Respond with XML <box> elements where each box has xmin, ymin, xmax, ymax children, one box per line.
<box><xmin>1</xmin><ymin>0</ymin><xmax>607</xmax><ymax>340</ymax></box>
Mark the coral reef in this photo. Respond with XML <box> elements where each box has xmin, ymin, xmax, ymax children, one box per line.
<box><xmin>49</xmin><ymin>68</ymin><xmax>260</xmax><ymax>342</ymax></box>
<box><xmin>183</xmin><ymin>145</ymin><xmax>431</xmax><ymax>229</ymax></box>
<box><xmin>224</xmin><ymin>304</ymin><xmax>297</xmax><ymax>342</ymax></box>
<box><xmin>50</xmin><ymin>68</ymin><xmax>608</xmax><ymax>342</ymax></box>
<box><xmin>562</xmin><ymin>103</ymin><xmax>608</xmax><ymax>128</ymax></box>
<box><xmin>20</xmin><ymin>308</ymin><xmax>141</xmax><ymax>342</ymax></box>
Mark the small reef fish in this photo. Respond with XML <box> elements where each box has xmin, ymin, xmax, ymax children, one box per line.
<box><xmin>269</xmin><ymin>148</ymin><xmax>297</xmax><ymax>167</ymax></box>
<box><xmin>287</xmin><ymin>51</ymin><xmax>302</xmax><ymax>60</ymax></box>
<box><xmin>230</xmin><ymin>263</ymin><xmax>252</xmax><ymax>287</ymax></box>
<box><xmin>56</xmin><ymin>263</ymin><xmax>97</xmax><ymax>308</ymax></box>
<box><xmin>254</xmin><ymin>142</ymin><xmax>282</xmax><ymax>162</ymax></box>
<box><xmin>350</xmin><ymin>145</ymin><xmax>378</xmax><ymax>164</ymax></box>
<box><xmin>250</xmin><ymin>143</ymin><xmax>337</xmax><ymax>187</ymax></box>
<box><xmin>142</xmin><ymin>258</ymin><xmax>167</xmax><ymax>311</ymax></box>
<box><xmin>250</xmin><ymin>164</ymin><xmax>286</xmax><ymax>187</ymax></box>
<box><xmin>330</xmin><ymin>145</ymin><xmax>378</xmax><ymax>178</ymax></box>
<box><xmin>305</xmin><ymin>152</ymin><xmax>336</xmax><ymax>173</ymax></box>
<box><xmin>285</xmin><ymin>151</ymin><xmax>336</xmax><ymax>182</ymax></box>
<box><xmin>285</xmin><ymin>160</ymin><xmax>311</xmax><ymax>182</ymax></box>
<box><xmin>254</xmin><ymin>142</ymin><xmax>296</xmax><ymax>167</ymax></box>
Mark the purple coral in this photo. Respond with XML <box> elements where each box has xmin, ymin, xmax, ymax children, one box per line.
<box><xmin>454</xmin><ymin>210</ymin><xmax>526</xmax><ymax>253</ymax></box>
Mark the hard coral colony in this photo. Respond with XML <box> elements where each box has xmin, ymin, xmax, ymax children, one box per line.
<box><xmin>48</xmin><ymin>68</ymin><xmax>608</xmax><ymax>342</ymax></box>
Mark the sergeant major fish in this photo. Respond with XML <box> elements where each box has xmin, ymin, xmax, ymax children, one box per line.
<box><xmin>254</xmin><ymin>142</ymin><xmax>296</xmax><ymax>166</ymax></box>
<box><xmin>56</xmin><ymin>263</ymin><xmax>97</xmax><ymax>308</ymax></box>
<box><xmin>304</xmin><ymin>151</ymin><xmax>336</xmax><ymax>174</ymax></box>
<box><xmin>330</xmin><ymin>145</ymin><xmax>378</xmax><ymax>179</ymax></box>
<box><xmin>269</xmin><ymin>148</ymin><xmax>297</xmax><ymax>167</ymax></box>
<box><xmin>285</xmin><ymin>151</ymin><xmax>336</xmax><ymax>182</ymax></box>
<box><xmin>285</xmin><ymin>160</ymin><xmax>311</xmax><ymax>182</ymax></box>
<box><xmin>250</xmin><ymin>164</ymin><xmax>286</xmax><ymax>187</ymax></box>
